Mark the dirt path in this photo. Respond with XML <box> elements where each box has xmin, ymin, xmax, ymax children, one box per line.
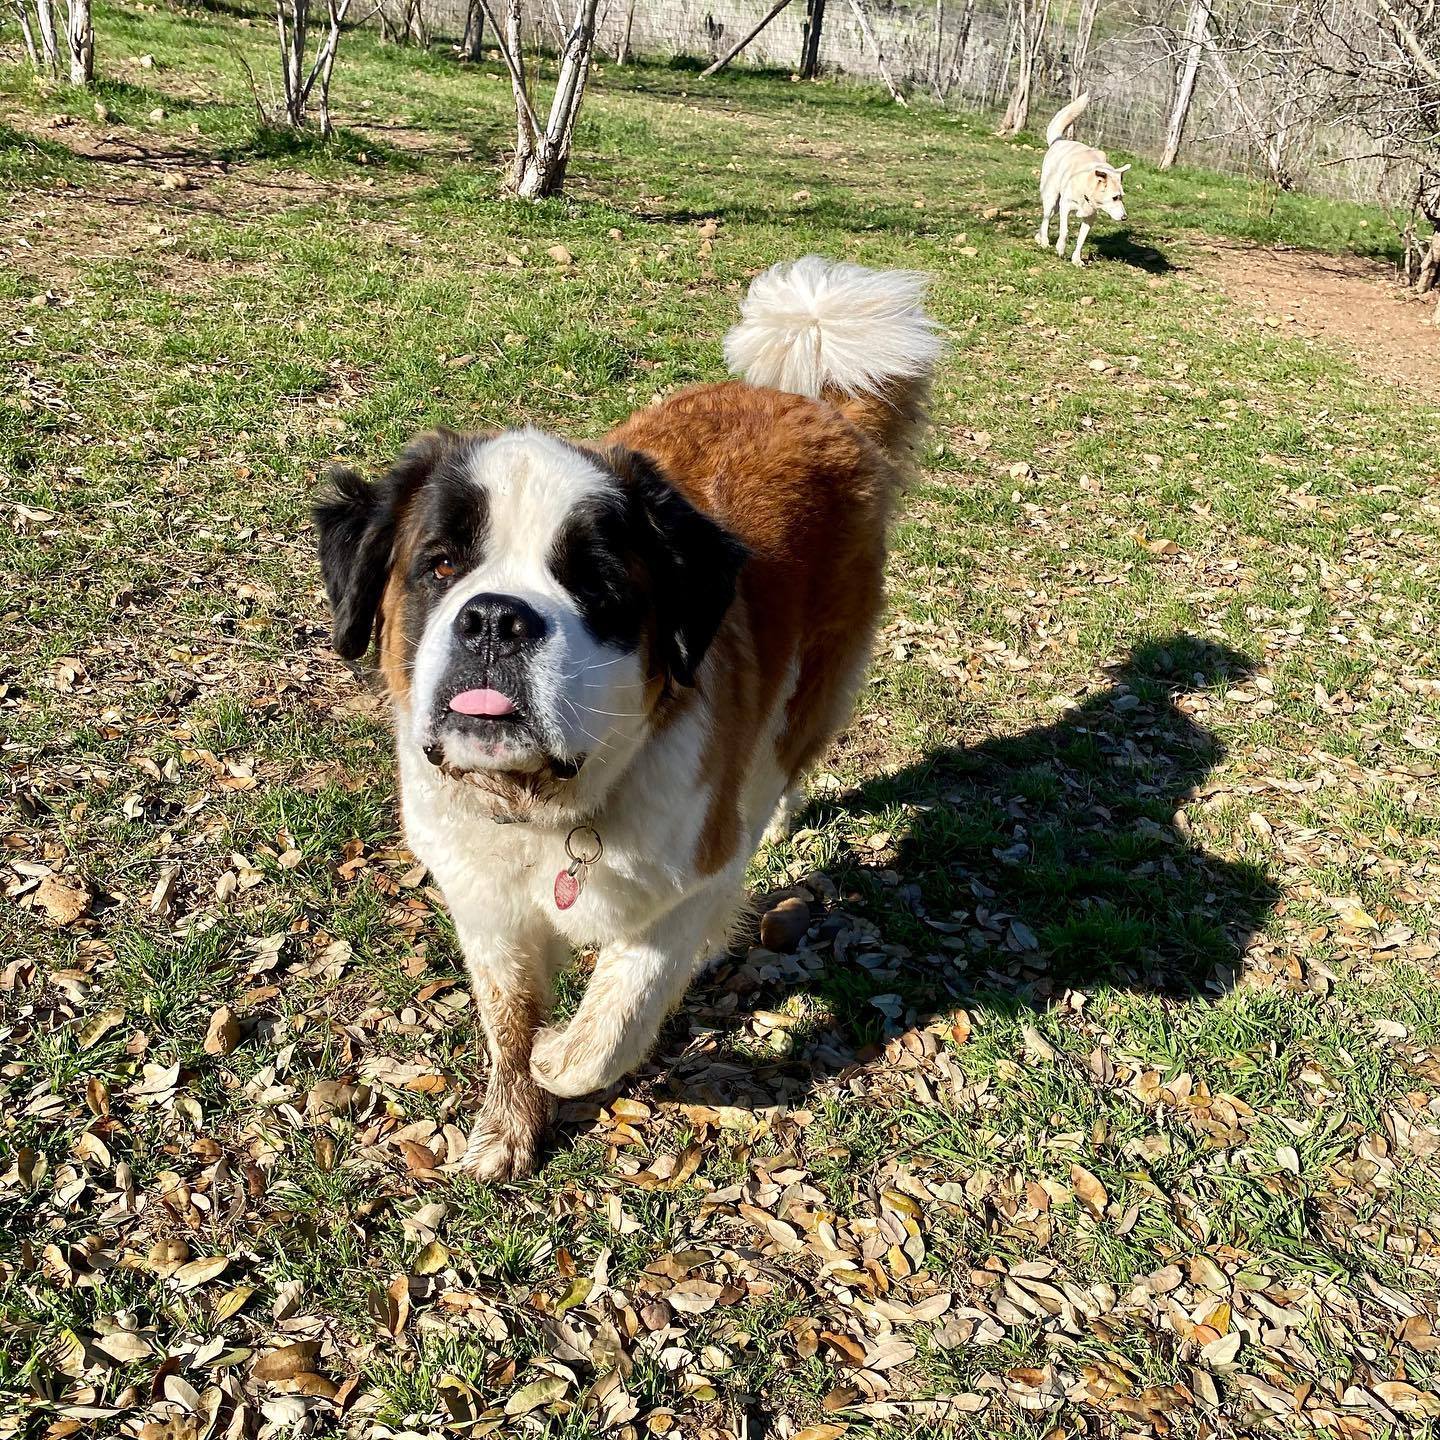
<box><xmin>1193</xmin><ymin>243</ymin><xmax>1437</xmax><ymax>400</ymax></box>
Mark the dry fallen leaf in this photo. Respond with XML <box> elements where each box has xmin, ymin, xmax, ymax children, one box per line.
<box><xmin>75</xmin><ymin>1006</ymin><xmax>126</xmax><ymax>1051</ymax></box>
<box><xmin>504</xmin><ymin>1375</ymin><xmax>569</xmax><ymax>1416</ymax></box>
<box><xmin>253</xmin><ymin>1341</ymin><xmax>321</xmax><ymax>1382</ymax></box>
<box><xmin>203</xmin><ymin>1005</ymin><xmax>241</xmax><ymax>1056</ymax></box>
<box><xmin>1070</xmin><ymin>1163</ymin><xmax>1108</xmax><ymax>1217</ymax></box>
<box><xmin>34</xmin><ymin>874</ymin><xmax>92</xmax><ymax>925</ymax></box>
<box><xmin>94</xmin><ymin>1330</ymin><xmax>152</xmax><ymax>1363</ymax></box>
<box><xmin>172</xmin><ymin>1255</ymin><xmax>229</xmax><ymax>1291</ymax></box>
<box><xmin>1327</xmin><ymin>895</ymin><xmax>1379</xmax><ymax>931</ymax></box>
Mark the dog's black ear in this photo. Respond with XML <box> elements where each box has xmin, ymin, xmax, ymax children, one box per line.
<box><xmin>605</xmin><ymin>446</ymin><xmax>749</xmax><ymax>688</ymax></box>
<box><xmin>313</xmin><ymin>431</ymin><xmax>449</xmax><ymax>660</ymax></box>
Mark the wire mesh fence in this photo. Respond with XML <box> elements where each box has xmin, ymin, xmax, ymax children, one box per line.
<box><xmin>376</xmin><ymin>0</ymin><xmax>1404</xmax><ymax>204</ymax></box>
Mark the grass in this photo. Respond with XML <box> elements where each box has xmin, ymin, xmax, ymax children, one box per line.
<box><xmin>2</xmin><ymin>3</ymin><xmax>1440</xmax><ymax>1438</ymax></box>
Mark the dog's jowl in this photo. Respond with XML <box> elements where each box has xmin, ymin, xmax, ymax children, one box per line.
<box><xmin>315</xmin><ymin>256</ymin><xmax>943</xmax><ymax>1178</ymax></box>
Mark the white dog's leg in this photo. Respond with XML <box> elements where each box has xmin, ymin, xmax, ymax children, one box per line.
<box><xmin>530</xmin><ymin>882</ymin><xmax>739</xmax><ymax>1098</ymax></box>
<box><xmin>451</xmin><ymin>917</ymin><xmax>558</xmax><ymax>1180</ymax></box>
<box><xmin>1072</xmin><ymin>221</ymin><xmax>1091</xmax><ymax>266</ymax></box>
<box><xmin>1056</xmin><ymin>203</ymin><xmax>1070</xmax><ymax>259</ymax></box>
<box><xmin>763</xmin><ymin>785</ymin><xmax>807</xmax><ymax>844</ymax></box>
<box><xmin>1035</xmin><ymin>193</ymin><xmax>1055</xmax><ymax>248</ymax></box>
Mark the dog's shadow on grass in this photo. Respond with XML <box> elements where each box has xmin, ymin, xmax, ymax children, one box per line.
<box><xmin>663</xmin><ymin>634</ymin><xmax>1277</xmax><ymax>1108</ymax></box>
<box><xmin>1094</xmin><ymin>230</ymin><xmax>1176</xmax><ymax>273</ymax></box>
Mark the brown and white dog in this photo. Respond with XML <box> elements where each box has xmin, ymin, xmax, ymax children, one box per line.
<box><xmin>315</xmin><ymin>257</ymin><xmax>942</xmax><ymax>1178</ymax></box>
<box><xmin>1035</xmin><ymin>93</ymin><xmax>1129</xmax><ymax>266</ymax></box>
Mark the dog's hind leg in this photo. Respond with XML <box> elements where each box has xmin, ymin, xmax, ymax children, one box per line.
<box><xmin>1035</xmin><ymin>191</ymin><xmax>1055</xmax><ymax>248</ymax></box>
<box><xmin>1071</xmin><ymin>221</ymin><xmax>1091</xmax><ymax>266</ymax></box>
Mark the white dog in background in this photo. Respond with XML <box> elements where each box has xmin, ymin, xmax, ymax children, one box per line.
<box><xmin>1035</xmin><ymin>93</ymin><xmax>1130</xmax><ymax>266</ymax></box>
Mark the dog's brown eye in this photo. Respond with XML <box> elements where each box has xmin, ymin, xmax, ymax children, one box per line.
<box><xmin>432</xmin><ymin>558</ymin><xmax>457</xmax><ymax>581</ymax></box>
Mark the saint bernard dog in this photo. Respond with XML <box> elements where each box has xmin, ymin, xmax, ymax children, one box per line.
<box><xmin>315</xmin><ymin>256</ymin><xmax>942</xmax><ymax>1179</ymax></box>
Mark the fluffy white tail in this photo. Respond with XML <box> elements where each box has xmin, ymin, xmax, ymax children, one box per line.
<box><xmin>1046</xmin><ymin>92</ymin><xmax>1089</xmax><ymax>145</ymax></box>
<box><xmin>723</xmin><ymin>255</ymin><xmax>942</xmax><ymax>402</ymax></box>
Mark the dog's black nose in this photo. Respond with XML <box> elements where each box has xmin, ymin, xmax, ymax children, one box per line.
<box><xmin>454</xmin><ymin>594</ymin><xmax>548</xmax><ymax>656</ymax></box>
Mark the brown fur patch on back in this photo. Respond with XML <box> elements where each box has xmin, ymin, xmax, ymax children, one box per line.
<box><xmin>605</xmin><ymin>381</ymin><xmax>901</xmax><ymax>875</ymax></box>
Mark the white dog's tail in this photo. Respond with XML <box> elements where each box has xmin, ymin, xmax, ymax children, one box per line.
<box><xmin>722</xmin><ymin>255</ymin><xmax>942</xmax><ymax>463</ymax></box>
<box><xmin>1046</xmin><ymin>92</ymin><xmax>1089</xmax><ymax>145</ymax></box>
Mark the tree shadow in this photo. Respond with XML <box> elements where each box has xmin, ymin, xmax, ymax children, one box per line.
<box><xmin>1092</xmin><ymin>229</ymin><xmax>1176</xmax><ymax>273</ymax></box>
<box><xmin>655</xmin><ymin>634</ymin><xmax>1277</xmax><ymax>1110</ymax></box>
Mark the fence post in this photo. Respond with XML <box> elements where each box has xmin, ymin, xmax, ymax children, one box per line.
<box><xmin>800</xmin><ymin>0</ymin><xmax>826</xmax><ymax>76</ymax></box>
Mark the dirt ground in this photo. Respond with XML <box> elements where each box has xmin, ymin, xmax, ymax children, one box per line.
<box><xmin>1194</xmin><ymin>242</ymin><xmax>1438</xmax><ymax>401</ymax></box>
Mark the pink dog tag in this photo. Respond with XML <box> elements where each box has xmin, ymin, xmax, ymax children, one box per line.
<box><xmin>554</xmin><ymin>825</ymin><xmax>602</xmax><ymax>912</ymax></box>
<box><xmin>554</xmin><ymin>865</ymin><xmax>582</xmax><ymax>910</ymax></box>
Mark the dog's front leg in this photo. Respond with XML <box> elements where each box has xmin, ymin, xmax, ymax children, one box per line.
<box><xmin>530</xmin><ymin>887</ymin><xmax>733</xmax><ymax>1098</ymax></box>
<box><xmin>453</xmin><ymin>918</ymin><xmax>558</xmax><ymax>1181</ymax></box>
<box><xmin>1071</xmin><ymin>221</ymin><xmax>1090</xmax><ymax>266</ymax></box>
<box><xmin>1055</xmin><ymin>203</ymin><xmax>1070</xmax><ymax>258</ymax></box>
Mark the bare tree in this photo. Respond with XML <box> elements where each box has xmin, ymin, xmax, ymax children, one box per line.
<box><xmin>1069</xmin><ymin>0</ymin><xmax>1101</xmax><ymax>99</ymax></box>
<box><xmin>997</xmin><ymin>0</ymin><xmax>1051</xmax><ymax>135</ymax></box>
<box><xmin>799</xmin><ymin>0</ymin><xmax>826</xmax><ymax>77</ymax></box>
<box><xmin>1159</xmin><ymin>0</ymin><xmax>1209</xmax><ymax>167</ymax></box>
<box><xmin>1298</xmin><ymin>0</ymin><xmax>1440</xmax><ymax>285</ymax></box>
<box><xmin>12</xmin><ymin>0</ymin><xmax>61</xmax><ymax>73</ymax></box>
<box><xmin>479</xmin><ymin>0</ymin><xmax>603</xmax><ymax>199</ymax></box>
<box><xmin>845</xmin><ymin>0</ymin><xmax>907</xmax><ymax>104</ymax></box>
<box><xmin>459</xmin><ymin>0</ymin><xmax>485</xmax><ymax>60</ymax></box>
<box><xmin>616</xmin><ymin>0</ymin><xmax>637</xmax><ymax>63</ymax></box>
<box><xmin>935</xmin><ymin>0</ymin><xmax>976</xmax><ymax>101</ymax></box>
<box><xmin>12</xmin><ymin>0</ymin><xmax>92</xmax><ymax>84</ymax></box>
<box><xmin>65</xmin><ymin>0</ymin><xmax>91</xmax><ymax>82</ymax></box>
<box><xmin>379</xmin><ymin>0</ymin><xmax>427</xmax><ymax>44</ymax></box>
<box><xmin>274</xmin><ymin>0</ymin><xmax>355</xmax><ymax>136</ymax></box>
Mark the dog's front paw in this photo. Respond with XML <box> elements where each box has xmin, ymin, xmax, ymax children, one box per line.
<box><xmin>1034</xmin><ymin>232</ymin><xmax>1048</xmax><ymax>248</ymax></box>
<box><xmin>1071</xmin><ymin>255</ymin><xmax>1086</xmax><ymax>268</ymax></box>
<box><xmin>531</xmin><ymin>1023</ymin><xmax>617</xmax><ymax>1098</ymax></box>
<box><xmin>454</xmin><ymin>1084</ymin><xmax>551</xmax><ymax>1181</ymax></box>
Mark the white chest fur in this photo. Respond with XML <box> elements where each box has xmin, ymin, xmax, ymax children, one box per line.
<box><xmin>395</xmin><ymin>699</ymin><xmax>713</xmax><ymax>948</ymax></box>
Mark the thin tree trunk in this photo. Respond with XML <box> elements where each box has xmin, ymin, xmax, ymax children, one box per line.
<box><xmin>460</xmin><ymin>0</ymin><xmax>485</xmax><ymax>59</ymax></box>
<box><xmin>504</xmin><ymin>0</ymin><xmax>536</xmax><ymax>188</ymax></box>
<box><xmin>1159</xmin><ymin>0</ymin><xmax>1208</xmax><ymax>169</ymax></box>
<box><xmin>997</xmin><ymin>0</ymin><xmax>1048</xmax><ymax>134</ymax></box>
<box><xmin>1069</xmin><ymin>0</ymin><xmax>1097</xmax><ymax>101</ymax></box>
<box><xmin>845</xmin><ymin>0</ymin><xmax>905</xmax><ymax>104</ymax></box>
<box><xmin>513</xmin><ymin>0</ymin><xmax>602</xmax><ymax>198</ymax></box>
<box><xmin>276</xmin><ymin>0</ymin><xmax>310</xmax><ymax>127</ymax></box>
<box><xmin>34</xmin><ymin>0</ymin><xmax>61</xmax><ymax>74</ymax></box>
<box><xmin>302</xmin><ymin>0</ymin><xmax>352</xmax><ymax>135</ymax></box>
<box><xmin>13</xmin><ymin>0</ymin><xmax>42</xmax><ymax>67</ymax></box>
<box><xmin>799</xmin><ymin>0</ymin><xmax>825</xmax><ymax>76</ymax></box>
<box><xmin>1202</xmin><ymin>26</ymin><xmax>1291</xmax><ymax>188</ymax></box>
<box><xmin>700</xmin><ymin>0</ymin><xmax>794</xmax><ymax>78</ymax></box>
<box><xmin>65</xmin><ymin>0</ymin><xmax>92</xmax><ymax>83</ymax></box>
<box><xmin>939</xmin><ymin>0</ymin><xmax>973</xmax><ymax>99</ymax></box>
<box><xmin>616</xmin><ymin>0</ymin><xmax>635</xmax><ymax>63</ymax></box>
<box><xmin>1418</xmin><ymin>231</ymin><xmax>1440</xmax><ymax>293</ymax></box>
<box><xmin>929</xmin><ymin>0</ymin><xmax>944</xmax><ymax>98</ymax></box>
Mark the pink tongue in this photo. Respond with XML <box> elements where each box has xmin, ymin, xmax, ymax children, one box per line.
<box><xmin>449</xmin><ymin>687</ymin><xmax>515</xmax><ymax>718</ymax></box>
